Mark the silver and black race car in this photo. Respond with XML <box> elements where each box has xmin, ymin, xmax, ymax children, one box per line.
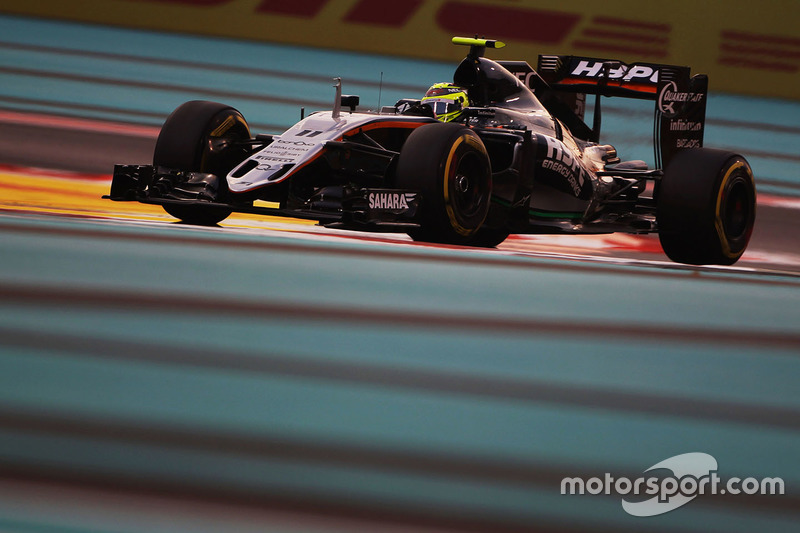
<box><xmin>107</xmin><ymin>37</ymin><xmax>756</xmax><ymax>265</ymax></box>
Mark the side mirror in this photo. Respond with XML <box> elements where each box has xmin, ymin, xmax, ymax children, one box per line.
<box><xmin>341</xmin><ymin>95</ymin><xmax>359</xmax><ymax>113</ymax></box>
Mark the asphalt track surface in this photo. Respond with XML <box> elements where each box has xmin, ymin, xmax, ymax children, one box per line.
<box><xmin>1</xmin><ymin>13</ymin><xmax>799</xmax><ymax>533</ymax></box>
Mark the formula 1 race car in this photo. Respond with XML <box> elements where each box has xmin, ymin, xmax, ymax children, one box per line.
<box><xmin>107</xmin><ymin>37</ymin><xmax>756</xmax><ymax>265</ymax></box>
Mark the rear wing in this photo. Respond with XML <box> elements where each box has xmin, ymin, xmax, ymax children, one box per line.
<box><xmin>498</xmin><ymin>55</ymin><xmax>708</xmax><ymax>168</ymax></box>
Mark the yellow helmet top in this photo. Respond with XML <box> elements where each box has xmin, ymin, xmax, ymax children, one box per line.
<box><xmin>421</xmin><ymin>83</ymin><xmax>469</xmax><ymax>122</ymax></box>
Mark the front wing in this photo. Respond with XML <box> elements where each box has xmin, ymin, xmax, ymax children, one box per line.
<box><xmin>106</xmin><ymin>164</ymin><xmax>422</xmax><ymax>230</ymax></box>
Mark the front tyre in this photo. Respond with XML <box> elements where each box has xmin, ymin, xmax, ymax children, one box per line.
<box><xmin>656</xmin><ymin>148</ymin><xmax>756</xmax><ymax>265</ymax></box>
<box><xmin>395</xmin><ymin>122</ymin><xmax>492</xmax><ymax>244</ymax></box>
<box><xmin>153</xmin><ymin>100</ymin><xmax>251</xmax><ymax>225</ymax></box>
<box><xmin>467</xmin><ymin>226</ymin><xmax>510</xmax><ymax>248</ymax></box>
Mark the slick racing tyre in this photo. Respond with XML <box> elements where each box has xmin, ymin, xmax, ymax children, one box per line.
<box><xmin>153</xmin><ymin>100</ymin><xmax>251</xmax><ymax>225</ymax></box>
<box><xmin>395</xmin><ymin>122</ymin><xmax>492</xmax><ymax>244</ymax></box>
<box><xmin>656</xmin><ymin>148</ymin><xmax>756</xmax><ymax>265</ymax></box>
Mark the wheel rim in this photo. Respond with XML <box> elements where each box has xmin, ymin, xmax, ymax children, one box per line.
<box><xmin>722</xmin><ymin>176</ymin><xmax>752</xmax><ymax>241</ymax></box>
<box><xmin>450</xmin><ymin>151</ymin><xmax>489</xmax><ymax>219</ymax></box>
<box><xmin>201</xmin><ymin>115</ymin><xmax>251</xmax><ymax>177</ymax></box>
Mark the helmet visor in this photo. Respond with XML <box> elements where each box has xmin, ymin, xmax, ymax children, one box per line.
<box><xmin>423</xmin><ymin>98</ymin><xmax>463</xmax><ymax>119</ymax></box>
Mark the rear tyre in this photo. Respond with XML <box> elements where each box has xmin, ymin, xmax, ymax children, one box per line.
<box><xmin>153</xmin><ymin>100</ymin><xmax>251</xmax><ymax>225</ymax></box>
<box><xmin>395</xmin><ymin>122</ymin><xmax>492</xmax><ymax>244</ymax></box>
<box><xmin>656</xmin><ymin>148</ymin><xmax>756</xmax><ymax>265</ymax></box>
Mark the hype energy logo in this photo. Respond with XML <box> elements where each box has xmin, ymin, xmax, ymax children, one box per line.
<box><xmin>561</xmin><ymin>453</ymin><xmax>785</xmax><ymax>517</ymax></box>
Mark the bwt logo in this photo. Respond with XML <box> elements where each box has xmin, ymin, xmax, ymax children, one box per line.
<box><xmin>571</xmin><ymin>60</ymin><xmax>659</xmax><ymax>83</ymax></box>
<box><xmin>561</xmin><ymin>452</ymin><xmax>785</xmax><ymax>517</ymax></box>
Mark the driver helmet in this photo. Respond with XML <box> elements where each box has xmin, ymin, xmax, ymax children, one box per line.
<box><xmin>421</xmin><ymin>83</ymin><xmax>469</xmax><ymax>122</ymax></box>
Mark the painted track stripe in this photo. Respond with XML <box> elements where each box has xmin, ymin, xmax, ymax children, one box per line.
<box><xmin>0</xmin><ymin>65</ymin><xmax>332</xmax><ymax>110</ymax></box>
<box><xmin>2</xmin><ymin>214</ymin><xmax>800</xmax><ymax>286</ymax></box>
<box><xmin>2</xmin><ymin>325</ymin><xmax>798</xmax><ymax>430</ymax></box>
<box><xmin>0</xmin><ymin>109</ymin><xmax>159</xmax><ymax>137</ymax></box>
<box><xmin>0</xmin><ymin>466</ymin><xmax>658</xmax><ymax>533</ymax></box>
<box><xmin>0</xmin><ymin>39</ymin><xmax>422</xmax><ymax>93</ymax></box>
<box><xmin>0</xmin><ymin>404</ymin><xmax>796</xmax><ymax>517</ymax></box>
<box><xmin>3</xmin><ymin>282</ymin><xmax>799</xmax><ymax>351</ymax></box>
<box><xmin>0</xmin><ymin>101</ymin><xmax>286</xmax><ymax>137</ymax></box>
